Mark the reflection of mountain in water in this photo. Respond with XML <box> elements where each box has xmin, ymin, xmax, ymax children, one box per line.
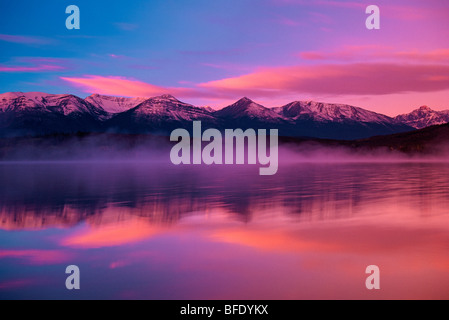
<box><xmin>1</xmin><ymin>162</ymin><xmax>448</xmax><ymax>230</ymax></box>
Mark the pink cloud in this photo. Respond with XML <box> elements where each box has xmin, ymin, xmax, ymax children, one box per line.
<box><xmin>200</xmin><ymin>63</ymin><xmax>449</xmax><ymax>96</ymax></box>
<box><xmin>61</xmin><ymin>75</ymin><xmax>180</xmax><ymax>98</ymax></box>
<box><xmin>60</xmin><ymin>75</ymin><xmax>216</xmax><ymax>99</ymax></box>
<box><xmin>61</xmin><ymin>61</ymin><xmax>449</xmax><ymax>105</ymax></box>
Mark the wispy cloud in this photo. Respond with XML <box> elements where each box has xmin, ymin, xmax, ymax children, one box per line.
<box><xmin>0</xmin><ymin>58</ymin><xmax>66</xmax><ymax>73</ymax></box>
<box><xmin>0</xmin><ymin>34</ymin><xmax>52</xmax><ymax>45</ymax></box>
<box><xmin>0</xmin><ymin>65</ymin><xmax>64</xmax><ymax>72</ymax></box>
<box><xmin>115</xmin><ymin>22</ymin><xmax>139</xmax><ymax>31</ymax></box>
<box><xmin>108</xmin><ymin>54</ymin><xmax>127</xmax><ymax>59</ymax></box>
<box><xmin>0</xmin><ymin>57</ymin><xmax>69</xmax><ymax>73</ymax></box>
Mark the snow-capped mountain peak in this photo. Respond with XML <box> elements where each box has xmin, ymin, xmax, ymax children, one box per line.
<box><xmin>125</xmin><ymin>94</ymin><xmax>216</xmax><ymax>122</ymax></box>
<box><xmin>0</xmin><ymin>91</ymin><xmax>446</xmax><ymax>139</ymax></box>
<box><xmin>0</xmin><ymin>92</ymin><xmax>54</xmax><ymax>110</ymax></box>
<box><xmin>275</xmin><ymin>100</ymin><xmax>393</xmax><ymax>124</ymax></box>
<box><xmin>394</xmin><ymin>106</ymin><xmax>449</xmax><ymax>129</ymax></box>
<box><xmin>158</xmin><ymin>94</ymin><xmax>178</xmax><ymax>101</ymax></box>
<box><xmin>215</xmin><ymin>97</ymin><xmax>286</xmax><ymax>122</ymax></box>
<box><xmin>85</xmin><ymin>94</ymin><xmax>148</xmax><ymax>115</ymax></box>
<box><xmin>0</xmin><ymin>92</ymin><xmax>102</xmax><ymax>117</ymax></box>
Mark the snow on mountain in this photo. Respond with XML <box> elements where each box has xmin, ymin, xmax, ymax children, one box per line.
<box><xmin>214</xmin><ymin>97</ymin><xmax>287</xmax><ymax>123</ymax></box>
<box><xmin>85</xmin><ymin>94</ymin><xmax>148</xmax><ymax>115</ymax></box>
<box><xmin>274</xmin><ymin>101</ymin><xmax>394</xmax><ymax>124</ymax></box>
<box><xmin>394</xmin><ymin>106</ymin><xmax>449</xmax><ymax>129</ymax></box>
<box><xmin>0</xmin><ymin>92</ymin><xmax>106</xmax><ymax>118</ymax></box>
<box><xmin>0</xmin><ymin>92</ymin><xmax>111</xmax><ymax>136</ymax></box>
<box><xmin>0</xmin><ymin>91</ymin><xmax>444</xmax><ymax>139</ymax></box>
<box><xmin>129</xmin><ymin>94</ymin><xmax>215</xmax><ymax>121</ymax></box>
<box><xmin>0</xmin><ymin>92</ymin><xmax>48</xmax><ymax>111</ymax></box>
<box><xmin>104</xmin><ymin>94</ymin><xmax>218</xmax><ymax>134</ymax></box>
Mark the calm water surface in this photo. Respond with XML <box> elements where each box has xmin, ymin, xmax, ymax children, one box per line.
<box><xmin>0</xmin><ymin>162</ymin><xmax>449</xmax><ymax>299</ymax></box>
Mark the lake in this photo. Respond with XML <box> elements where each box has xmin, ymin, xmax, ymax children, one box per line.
<box><xmin>1</xmin><ymin>161</ymin><xmax>449</xmax><ymax>299</ymax></box>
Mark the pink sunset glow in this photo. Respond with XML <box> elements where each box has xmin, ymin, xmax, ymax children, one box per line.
<box><xmin>2</xmin><ymin>0</ymin><xmax>447</xmax><ymax>115</ymax></box>
<box><xmin>200</xmin><ymin>63</ymin><xmax>449</xmax><ymax>96</ymax></box>
<box><xmin>60</xmin><ymin>75</ymin><xmax>212</xmax><ymax>100</ymax></box>
<box><xmin>60</xmin><ymin>75</ymin><xmax>173</xmax><ymax>98</ymax></box>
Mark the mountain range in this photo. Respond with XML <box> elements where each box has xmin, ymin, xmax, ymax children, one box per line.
<box><xmin>0</xmin><ymin>91</ymin><xmax>447</xmax><ymax>140</ymax></box>
<box><xmin>394</xmin><ymin>106</ymin><xmax>449</xmax><ymax>130</ymax></box>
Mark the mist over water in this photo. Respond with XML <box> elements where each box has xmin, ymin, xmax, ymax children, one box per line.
<box><xmin>1</xmin><ymin>133</ymin><xmax>447</xmax><ymax>164</ymax></box>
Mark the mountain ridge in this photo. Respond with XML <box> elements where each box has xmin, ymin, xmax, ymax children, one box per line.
<box><xmin>0</xmin><ymin>91</ymin><xmax>446</xmax><ymax>139</ymax></box>
<box><xmin>394</xmin><ymin>105</ymin><xmax>449</xmax><ymax>129</ymax></box>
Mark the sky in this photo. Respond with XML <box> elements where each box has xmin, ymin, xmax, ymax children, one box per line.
<box><xmin>0</xmin><ymin>0</ymin><xmax>448</xmax><ymax>116</ymax></box>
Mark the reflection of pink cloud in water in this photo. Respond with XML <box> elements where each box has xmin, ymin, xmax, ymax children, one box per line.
<box><xmin>212</xmin><ymin>228</ymin><xmax>342</xmax><ymax>253</ymax></box>
<box><xmin>2</xmin><ymin>163</ymin><xmax>449</xmax><ymax>299</ymax></box>
<box><xmin>202</xmin><ymin>223</ymin><xmax>449</xmax><ymax>299</ymax></box>
<box><xmin>0</xmin><ymin>34</ymin><xmax>51</xmax><ymax>45</ymax></box>
<box><xmin>0</xmin><ymin>279</ymin><xmax>36</xmax><ymax>290</ymax></box>
<box><xmin>0</xmin><ymin>249</ymin><xmax>71</xmax><ymax>265</ymax></box>
<box><xmin>62</xmin><ymin>220</ymin><xmax>165</xmax><ymax>248</ymax></box>
<box><xmin>109</xmin><ymin>260</ymin><xmax>130</xmax><ymax>269</ymax></box>
<box><xmin>60</xmin><ymin>75</ymin><xmax>206</xmax><ymax>99</ymax></box>
<box><xmin>2</xmin><ymin>209</ymin><xmax>449</xmax><ymax>299</ymax></box>
<box><xmin>83</xmin><ymin>208</ymin><xmax>448</xmax><ymax>299</ymax></box>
